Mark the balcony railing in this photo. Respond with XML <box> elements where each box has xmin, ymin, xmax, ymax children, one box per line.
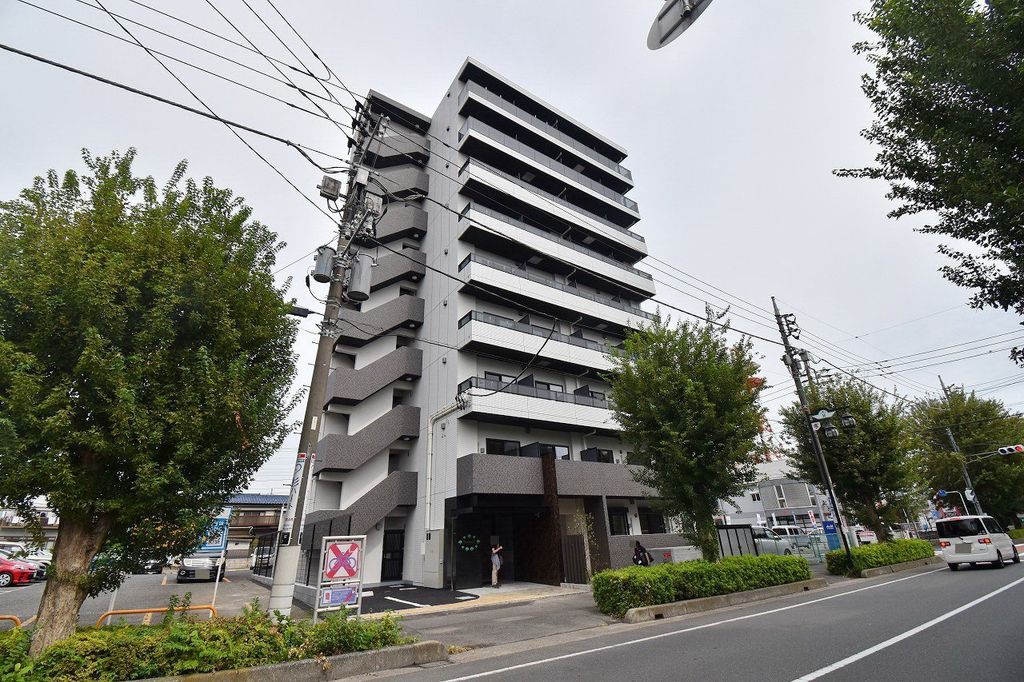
<box><xmin>458</xmin><ymin>376</ymin><xmax>610</xmax><ymax>409</ymax></box>
<box><xmin>464</xmin><ymin>203</ymin><xmax>651</xmax><ymax>279</ymax></box>
<box><xmin>462</xmin><ymin>159</ymin><xmax>645</xmax><ymax>242</ymax></box>
<box><xmin>459</xmin><ymin>118</ymin><xmax>639</xmax><ymax>213</ymax></box>
<box><xmin>459</xmin><ymin>82</ymin><xmax>632</xmax><ymax>181</ymax></box>
<box><xmin>458</xmin><ymin>253</ymin><xmax>655</xmax><ymax>321</ymax></box>
<box><xmin>458</xmin><ymin>310</ymin><xmax>615</xmax><ymax>354</ymax></box>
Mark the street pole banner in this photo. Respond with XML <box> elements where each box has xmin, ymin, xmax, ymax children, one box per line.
<box><xmin>280</xmin><ymin>452</ymin><xmax>307</xmax><ymax>543</ymax></box>
<box><xmin>314</xmin><ymin>535</ymin><xmax>366</xmax><ymax>622</ymax></box>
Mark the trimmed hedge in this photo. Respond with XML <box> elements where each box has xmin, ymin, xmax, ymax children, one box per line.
<box><xmin>826</xmin><ymin>539</ymin><xmax>934</xmax><ymax>576</ymax></box>
<box><xmin>1008</xmin><ymin>528</ymin><xmax>1024</xmax><ymax>540</ymax></box>
<box><xmin>591</xmin><ymin>554</ymin><xmax>812</xmax><ymax>618</ymax></box>
<box><xmin>0</xmin><ymin>602</ymin><xmax>410</xmax><ymax>681</ymax></box>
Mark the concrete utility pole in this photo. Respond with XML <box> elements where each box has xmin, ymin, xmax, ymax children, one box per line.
<box><xmin>772</xmin><ymin>297</ymin><xmax>853</xmax><ymax>565</ymax></box>
<box><xmin>938</xmin><ymin>375</ymin><xmax>984</xmax><ymax>516</ymax></box>
<box><xmin>267</xmin><ymin>174</ymin><xmax>374</xmax><ymax>615</ymax></box>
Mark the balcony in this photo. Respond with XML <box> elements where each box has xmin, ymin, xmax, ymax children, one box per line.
<box><xmin>360</xmin><ymin>203</ymin><xmax>427</xmax><ymax>245</ymax></box>
<box><xmin>323</xmin><ymin>347</ymin><xmax>423</xmax><ymax>407</ymax></box>
<box><xmin>314</xmin><ymin>404</ymin><xmax>420</xmax><ymax>474</ymax></box>
<box><xmin>459</xmin><ymin>118</ymin><xmax>638</xmax><ymax>215</ymax></box>
<box><xmin>457</xmin><ymin>376</ymin><xmax>616</xmax><ymax>432</ymax></box>
<box><xmin>458</xmin><ymin>253</ymin><xmax>655</xmax><ymax>328</ymax></box>
<box><xmin>460</xmin><ymin>203</ymin><xmax>654</xmax><ymax>295</ymax></box>
<box><xmin>369</xmin><ymin>248</ymin><xmax>425</xmax><ymax>291</ymax></box>
<box><xmin>460</xmin><ymin>160</ymin><xmax>645</xmax><ymax>248</ymax></box>
<box><xmin>457</xmin><ymin>311</ymin><xmax>613</xmax><ymax>374</ymax></box>
<box><xmin>458</xmin><ymin>81</ymin><xmax>632</xmax><ymax>182</ymax></box>
<box><xmin>362</xmin><ymin>132</ymin><xmax>429</xmax><ymax>168</ymax></box>
<box><xmin>456</xmin><ymin>453</ymin><xmax>656</xmax><ymax>498</ymax></box>
<box><xmin>374</xmin><ymin>166</ymin><xmax>428</xmax><ymax>200</ymax></box>
<box><xmin>335</xmin><ymin>296</ymin><xmax>424</xmax><ymax>347</ymax></box>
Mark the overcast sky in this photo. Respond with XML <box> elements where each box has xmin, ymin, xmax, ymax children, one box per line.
<box><xmin>2</xmin><ymin>1</ymin><xmax>1021</xmax><ymax>494</ymax></box>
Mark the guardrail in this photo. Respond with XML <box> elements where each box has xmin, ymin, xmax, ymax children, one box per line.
<box><xmin>0</xmin><ymin>615</ymin><xmax>22</xmax><ymax>628</ymax></box>
<box><xmin>96</xmin><ymin>604</ymin><xmax>217</xmax><ymax>627</ymax></box>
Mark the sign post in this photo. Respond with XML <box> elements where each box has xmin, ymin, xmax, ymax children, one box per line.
<box><xmin>203</xmin><ymin>507</ymin><xmax>232</xmax><ymax>610</ymax></box>
<box><xmin>314</xmin><ymin>535</ymin><xmax>365</xmax><ymax>623</ymax></box>
<box><xmin>823</xmin><ymin>520</ymin><xmax>840</xmax><ymax>552</ymax></box>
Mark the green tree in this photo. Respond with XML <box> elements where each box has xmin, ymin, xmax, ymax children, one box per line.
<box><xmin>908</xmin><ymin>389</ymin><xmax>1024</xmax><ymax>525</ymax></box>
<box><xmin>840</xmin><ymin>1</ymin><xmax>1024</xmax><ymax>360</ymax></box>
<box><xmin>0</xmin><ymin>150</ymin><xmax>298</xmax><ymax>654</ymax></box>
<box><xmin>780</xmin><ymin>378</ymin><xmax>921</xmax><ymax>540</ymax></box>
<box><xmin>606</xmin><ymin>314</ymin><xmax>767</xmax><ymax>561</ymax></box>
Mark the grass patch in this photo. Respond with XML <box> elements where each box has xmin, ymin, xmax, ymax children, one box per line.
<box><xmin>825</xmin><ymin>539</ymin><xmax>934</xmax><ymax>576</ymax></box>
<box><xmin>591</xmin><ymin>554</ymin><xmax>811</xmax><ymax>618</ymax></box>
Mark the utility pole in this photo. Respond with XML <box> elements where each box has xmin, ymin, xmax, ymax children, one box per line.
<box><xmin>938</xmin><ymin>375</ymin><xmax>984</xmax><ymax>515</ymax></box>
<box><xmin>772</xmin><ymin>297</ymin><xmax>853</xmax><ymax>565</ymax></box>
<box><xmin>267</xmin><ymin>165</ymin><xmax>376</xmax><ymax>614</ymax></box>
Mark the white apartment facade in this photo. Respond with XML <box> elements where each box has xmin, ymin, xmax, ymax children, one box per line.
<box><xmin>300</xmin><ymin>59</ymin><xmax>686</xmax><ymax>591</ymax></box>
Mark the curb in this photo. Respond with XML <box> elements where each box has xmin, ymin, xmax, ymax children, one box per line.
<box><xmin>623</xmin><ymin>578</ymin><xmax>827</xmax><ymax>624</ymax></box>
<box><xmin>858</xmin><ymin>555</ymin><xmax>943</xmax><ymax>578</ymax></box>
<box><xmin>141</xmin><ymin>641</ymin><xmax>447</xmax><ymax>681</ymax></box>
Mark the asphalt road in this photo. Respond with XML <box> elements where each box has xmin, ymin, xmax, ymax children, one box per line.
<box><xmin>0</xmin><ymin>569</ymin><xmax>297</xmax><ymax>628</ymax></box>
<box><xmin>388</xmin><ymin>562</ymin><xmax>1024</xmax><ymax>681</ymax></box>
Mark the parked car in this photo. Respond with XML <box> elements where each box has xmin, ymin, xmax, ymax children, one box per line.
<box><xmin>937</xmin><ymin>515</ymin><xmax>1020</xmax><ymax>570</ymax></box>
<box><xmin>0</xmin><ymin>542</ymin><xmax>51</xmax><ymax>579</ymax></box>
<box><xmin>133</xmin><ymin>559</ymin><xmax>165</xmax><ymax>575</ymax></box>
<box><xmin>854</xmin><ymin>528</ymin><xmax>878</xmax><ymax>545</ymax></box>
<box><xmin>0</xmin><ymin>557</ymin><xmax>35</xmax><ymax>587</ymax></box>
<box><xmin>751</xmin><ymin>526</ymin><xmax>795</xmax><ymax>555</ymax></box>
<box><xmin>249</xmin><ymin>546</ymin><xmax>274</xmax><ymax>571</ymax></box>
<box><xmin>770</xmin><ymin>525</ymin><xmax>806</xmax><ymax>538</ymax></box>
<box><xmin>177</xmin><ymin>552</ymin><xmax>225</xmax><ymax>582</ymax></box>
<box><xmin>0</xmin><ymin>548</ymin><xmax>45</xmax><ymax>581</ymax></box>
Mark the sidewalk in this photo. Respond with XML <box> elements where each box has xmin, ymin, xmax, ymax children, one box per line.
<box><xmin>363</xmin><ymin>582</ymin><xmax>584</xmax><ymax>622</ymax></box>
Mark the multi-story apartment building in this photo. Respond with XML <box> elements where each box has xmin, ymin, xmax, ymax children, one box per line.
<box><xmin>300</xmin><ymin>58</ymin><xmax>689</xmax><ymax>592</ymax></box>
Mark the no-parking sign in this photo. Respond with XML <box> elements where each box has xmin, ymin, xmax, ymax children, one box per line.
<box><xmin>315</xmin><ymin>535</ymin><xmax>366</xmax><ymax>622</ymax></box>
<box><xmin>321</xmin><ymin>540</ymin><xmax>362</xmax><ymax>582</ymax></box>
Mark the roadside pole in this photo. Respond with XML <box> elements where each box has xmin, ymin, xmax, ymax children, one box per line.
<box><xmin>211</xmin><ymin>545</ymin><xmax>227</xmax><ymax>610</ymax></box>
<box><xmin>938</xmin><ymin>375</ymin><xmax>984</xmax><ymax>515</ymax></box>
<box><xmin>772</xmin><ymin>297</ymin><xmax>853</xmax><ymax>565</ymax></box>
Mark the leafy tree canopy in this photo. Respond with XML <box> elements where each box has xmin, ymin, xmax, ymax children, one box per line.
<box><xmin>908</xmin><ymin>389</ymin><xmax>1024</xmax><ymax>524</ymax></box>
<box><xmin>607</xmin><ymin>314</ymin><xmax>767</xmax><ymax>561</ymax></box>
<box><xmin>841</xmin><ymin>0</ymin><xmax>1024</xmax><ymax>361</ymax></box>
<box><xmin>780</xmin><ymin>377</ymin><xmax>922</xmax><ymax>539</ymax></box>
<box><xmin>0</xmin><ymin>149</ymin><xmax>298</xmax><ymax>652</ymax></box>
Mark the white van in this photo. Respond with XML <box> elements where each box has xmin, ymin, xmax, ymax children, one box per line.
<box><xmin>936</xmin><ymin>515</ymin><xmax>1019</xmax><ymax>570</ymax></box>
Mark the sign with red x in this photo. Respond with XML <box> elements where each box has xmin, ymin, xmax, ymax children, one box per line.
<box><xmin>322</xmin><ymin>540</ymin><xmax>361</xmax><ymax>582</ymax></box>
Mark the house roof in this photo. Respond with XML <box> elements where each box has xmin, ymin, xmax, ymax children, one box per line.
<box><xmin>228</xmin><ymin>494</ymin><xmax>288</xmax><ymax>506</ymax></box>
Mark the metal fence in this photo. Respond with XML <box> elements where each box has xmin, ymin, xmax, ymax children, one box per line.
<box><xmin>716</xmin><ymin>524</ymin><xmax>758</xmax><ymax>557</ymax></box>
<box><xmin>251</xmin><ymin>530</ymin><xmax>277</xmax><ymax>578</ymax></box>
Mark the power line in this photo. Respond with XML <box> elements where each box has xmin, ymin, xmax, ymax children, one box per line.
<box><xmin>836</xmin><ymin>329</ymin><xmax>1024</xmax><ymax>369</ymax></box>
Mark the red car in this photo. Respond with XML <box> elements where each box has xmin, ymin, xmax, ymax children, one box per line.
<box><xmin>0</xmin><ymin>558</ymin><xmax>34</xmax><ymax>587</ymax></box>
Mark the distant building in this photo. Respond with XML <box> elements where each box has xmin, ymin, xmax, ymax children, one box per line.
<box><xmin>0</xmin><ymin>506</ymin><xmax>59</xmax><ymax>550</ymax></box>
<box><xmin>225</xmin><ymin>494</ymin><xmax>287</xmax><ymax>569</ymax></box>
<box><xmin>719</xmin><ymin>458</ymin><xmax>828</xmax><ymax>530</ymax></box>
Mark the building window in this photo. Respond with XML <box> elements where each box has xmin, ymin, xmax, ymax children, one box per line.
<box><xmin>521</xmin><ymin>442</ymin><xmax>570</xmax><ymax>460</ymax></box>
<box><xmin>775</xmin><ymin>485</ymin><xmax>787</xmax><ymax>508</ymax></box>
<box><xmin>486</xmin><ymin>438</ymin><xmax>520</xmax><ymax>456</ymax></box>
<box><xmin>608</xmin><ymin>508</ymin><xmax>630</xmax><ymax>536</ymax></box>
<box><xmin>484</xmin><ymin>371</ymin><xmax>519</xmax><ymax>386</ymax></box>
<box><xmin>751</xmin><ymin>492</ymin><xmax>761</xmax><ymax>502</ymax></box>
<box><xmin>588</xmin><ymin>391</ymin><xmax>606</xmax><ymax>401</ymax></box>
<box><xmin>638</xmin><ymin>509</ymin><xmax>666</xmax><ymax>535</ymax></box>
<box><xmin>534</xmin><ymin>381</ymin><xmax>563</xmax><ymax>392</ymax></box>
<box><xmin>581</xmin><ymin>448</ymin><xmax>614</xmax><ymax>463</ymax></box>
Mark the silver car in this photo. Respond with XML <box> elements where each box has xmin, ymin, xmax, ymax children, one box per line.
<box><xmin>751</xmin><ymin>526</ymin><xmax>795</xmax><ymax>555</ymax></box>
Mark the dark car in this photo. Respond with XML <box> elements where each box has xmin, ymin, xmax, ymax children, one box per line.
<box><xmin>133</xmin><ymin>559</ymin><xmax>164</xmax><ymax>575</ymax></box>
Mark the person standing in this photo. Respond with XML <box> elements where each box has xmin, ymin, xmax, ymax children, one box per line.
<box><xmin>633</xmin><ymin>540</ymin><xmax>653</xmax><ymax>567</ymax></box>
<box><xmin>490</xmin><ymin>544</ymin><xmax>503</xmax><ymax>587</ymax></box>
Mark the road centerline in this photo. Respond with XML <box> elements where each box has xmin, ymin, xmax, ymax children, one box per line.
<box><xmin>439</xmin><ymin>567</ymin><xmax>946</xmax><ymax>681</ymax></box>
<box><xmin>790</xmin><ymin>573</ymin><xmax>1024</xmax><ymax>681</ymax></box>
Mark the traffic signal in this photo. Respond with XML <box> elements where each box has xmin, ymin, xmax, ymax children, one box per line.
<box><xmin>997</xmin><ymin>444</ymin><xmax>1024</xmax><ymax>456</ymax></box>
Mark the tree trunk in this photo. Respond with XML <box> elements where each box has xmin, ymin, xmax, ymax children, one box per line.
<box><xmin>694</xmin><ymin>512</ymin><xmax>719</xmax><ymax>563</ymax></box>
<box><xmin>29</xmin><ymin>515</ymin><xmax>110</xmax><ymax>656</ymax></box>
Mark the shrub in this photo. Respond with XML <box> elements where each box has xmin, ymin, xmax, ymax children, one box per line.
<box><xmin>0</xmin><ymin>601</ymin><xmax>412</xmax><ymax>681</ymax></box>
<box><xmin>826</xmin><ymin>539</ymin><xmax>934</xmax><ymax>576</ymax></box>
<box><xmin>1008</xmin><ymin>528</ymin><xmax>1024</xmax><ymax>540</ymax></box>
<box><xmin>592</xmin><ymin>554</ymin><xmax>811</xmax><ymax>618</ymax></box>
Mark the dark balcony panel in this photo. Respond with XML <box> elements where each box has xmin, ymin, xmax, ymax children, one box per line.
<box><xmin>366</xmin><ymin>89</ymin><xmax>431</xmax><ymax>134</ymax></box>
<box><xmin>375</xmin><ymin>166</ymin><xmax>429</xmax><ymax>200</ymax></box>
<box><xmin>457</xmin><ymin>453</ymin><xmax>543</xmax><ymax>496</ymax></box>
<box><xmin>304</xmin><ymin>471</ymin><xmax>417</xmax><ymax>537</ymax></box>
<box><xmin>370</xmin><ymin>249</ymin><xmax>426</xmax><ymax>292</ymax></box>
<box><xmin>363</xmin><ymin>133</ymin><xmax>429</xmax><ymax>168</ymax></box>
<box><xmin>335</xmin><ymin>296</ymin><xmax>424</xmax><ymax>347</ymax></box>
<box><xmin>324</xmin><ymin>347</ymin><xmax>423</xmax><ymax>407</ymax></box>
<box><xmin>555</xmin><ymin>460</ymin><xmax>655</xmax><ymax>498</ymax></box>
<box><xmin>315</xmin><ymin>405</ymin><xmax>420</xmax><ymax>474</ymax></box>
<box><xmin>363</xmin><ymin>203</ymin><xmax>427</xmax><ymax>245</ymax></box>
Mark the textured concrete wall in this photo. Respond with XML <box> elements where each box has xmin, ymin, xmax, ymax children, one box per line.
<box><xmin>305</xmin><ymin>471</ymin><xmax>417</xmax><ymax>537</ymax></box>
<box><xmin>376</xmin><ymin>166</ymin><xmax>429</xmax><ymax>200</ymax></box>
<box><xmin>324</xmin><ymin>347</ymin><xmax>423</xmax><ymax>406</ymax></box>
<box><xmin>608</xmin><ymin>532</ymin><xmax>691</xmax><ymax>569</ymax></box>
<box><xmin>335</xmin><ymin>296</ymin><xmax>424</xmax><ymax>347</ymax></box>
<box><xmin>366</xmin><ymin>203</ymin><xmax>428</xmax><ymax>244</ymax></box>
<box><xmin>456</xmin><ymin>453</ymin><xmax>544</xmax><ymax>496</ymax></box>
<box><xmin>556</xmin><ymin>460</ymin><xmax>653</xmax><ymax>498</ymax></box>
<box><xmin>370</xmin><ymin>249</ymin><xmax>426</xmax><ymax>292</ymax></box>
<box><xmin>365</xmin><ymin>133</ymin><xmax>429</xmax><ymax>167</ymax></box>
<box><xmin>315</xmin><ymin>404</ymin><xmax>420</xmax><ymax>474</ymax></box>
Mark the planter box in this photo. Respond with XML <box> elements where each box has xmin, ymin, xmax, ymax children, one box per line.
<box><xmin>623</xmin><ymin>579</ymin><xmax>826</xmax><ymax>624</ymax></box>
<box><xmin>858</xmin><ymin>555</ymin><xmax>942</xmax><ymax>578</ymax></box>
<box><xmin>142</xmin><ymin>641</ymin><xmax>447</xmax><ymax>681</ymax></box>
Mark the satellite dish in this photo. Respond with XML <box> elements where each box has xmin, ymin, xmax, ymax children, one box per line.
<box><xmin>647</xmin><ymin>0</ymin><xmax>715</xmax><ymax>50</ymax></box>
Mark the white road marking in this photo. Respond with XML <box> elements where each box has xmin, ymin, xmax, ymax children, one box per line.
<box><xmin>456</xmin><ymin>595</ymin><xmax>477</xmax><ymax>601</ymax></box>
<box><xmin>399</xmin><ymin>587</ymin><xmax>417</xmax><ymax>591</ymax></box>
<box><xmin>361</xmin><ymin>590</ymin><xmax>374</xmax><ymax>597</ymax></box>
<box><xmin>440</xmin><ymin>567</ymin><xmax>946</xmax><ymax>681</ymax></box>
<box><xmin>791</xmin><ymin>574</ymin><xmax>1024</xmax><ymax>681</ymax></box>
<box><xmin>384</xmin><ymin>596</ymin><xmax>428</xmax><ymax>608</ymax></box>
<box><xmin>160</xmin><ymin>575</ymin><xmax>168</xmax><ymax>586</ymax></box>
